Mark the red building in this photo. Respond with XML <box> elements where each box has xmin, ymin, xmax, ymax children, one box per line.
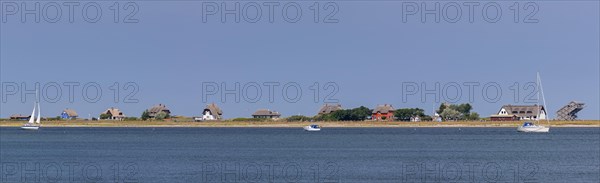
<box><xmin>372</xmin><ymin>104</ymin><xmax>395</xmax><ymax>121</ymax></box>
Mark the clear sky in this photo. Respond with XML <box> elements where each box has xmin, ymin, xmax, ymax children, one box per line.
<box><xmin>1</xmin><ymin>1</ymin><xmax>599</xmax><ymax>119</ymax></box>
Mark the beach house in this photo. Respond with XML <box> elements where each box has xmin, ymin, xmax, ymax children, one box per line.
<box><xmin>317</xmin><ymin>103</ymin><xmax>342</xmax><ymax>115</ymax></box>
<box><xmin>490</xmin><ymin>104</ymin><xmax>546</xmax><ymax>121</ymax></box>
<box><xmin>372</xmin><ymin>104</ymin><xmax>395</xmax><ymax>121</ymax></box>
<box><xmin>101</xmin><ymin>107</ymin><xmax>126</xmax><ymax>120</ymax></box>
<box><xmin>252</xmin><ymin>109</ymin><xmax>281</xmax><ymax>119</ymax></box>
<box><xmin>61</xmin><ymin>108</ymin><xmax>78</xmax><ymax>120</ymax></box>
<box><xmin>147</xmin><ymin>104</ymin><xmax>171</xmax><ymax>118</ymax></box>
<box><xmin>10</xmin><ymin>114</ymin><xmax>30</xmax><ymax>120</ymax></box>
<box><xmin>200</xmin><ymin>103</ymin><xmax>222</xmax><ymax>121</ymax></box>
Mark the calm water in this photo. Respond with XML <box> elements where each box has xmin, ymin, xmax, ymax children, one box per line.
<box><xmin>1</xmin><ymin>127</ymin><xmax>598</xmax><ymax>183</ymax></box>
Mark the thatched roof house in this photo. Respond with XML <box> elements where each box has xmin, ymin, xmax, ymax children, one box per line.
<box><xmin>61</xmin><ymin>108</ymin><xmax>78</xmax><ymax>119</ymax></box>
<box><xmin>372</xmin><ymin>104</ymin><xmax>395</xmax><ymax>121</ymax></box>
<box><xmin>317</xmin><ymin>104</ymin><xmax>342</xmax><ymax>115</ymax></box>
<box><xmin>147</xmin><ymin>104</ymin><xmax>170</xmax><ymax>118</ymax></box>
<box><xmin>490</xmin><ymin>104</ymin><xmax>546</xmax><ymax>121</ymax></box>
<box><xmin>201</xmin><ymin>103</ymin><xmax>222</xmax><ymax>120</ymax></box>
<box><xmin>102</xmin><ymin>107</ymin><xmax>125</xmax><ymax>120</ymax></box>
<box><xmin>10</xmin><ymin>114</ymin><xmax>30</xmax><ymax>120</ymax></box>
<box><xmin>252</xmin><ymin>109</ymin><xmax>281</xmax><ymax>119</ymax></box>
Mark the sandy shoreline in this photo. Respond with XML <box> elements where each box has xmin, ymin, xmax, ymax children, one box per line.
<box><xmin>1</xmin><ymin>120</ymin><xmax>598</xmax><ymax>128</ymax></box>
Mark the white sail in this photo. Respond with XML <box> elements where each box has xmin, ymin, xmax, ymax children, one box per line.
<box><xmin>36</xmin><ymin>101</ymin><xmax>41</xmax><ymax>124</ymax></box>
<box><xmin>538</xmin><ymin>72</ymin><xmax>549</xmax><ymax>126</ymax></box>
<box><xmin>28</xmin><ymin>102</ymin><xmax>36</xmax><ymax>124</ymax></box>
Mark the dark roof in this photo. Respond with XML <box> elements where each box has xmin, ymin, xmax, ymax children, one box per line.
<box><xmin>148</xmin><ymin>104</ymin><xmax>170</xmax><ymax>116</ymax></box>
<box><xmin>372</xmin><ymin>104</ymin><xmax>395</xmax><ymax>114</ymax></box>
<box><xmin>500</xmin><ymin>105</ymin><xmax>545</xmax><ymax>117</ymax></box>
<box><xmin>252</xmin><ymin>109</ymin><xmax>281</xmax><ymax>117</ymax></box>
<box><xmin>62</xmin><ymin>109</ymin><xmax>78</xmax><ymax>117</ymax></box>
<box><xmin>318</xmin><ymin>104</ymin><xmax>342</xmax><ymax>115</ymax></box>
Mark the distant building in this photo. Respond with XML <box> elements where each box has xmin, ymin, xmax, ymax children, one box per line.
<box><xmin>252</xmin><ymin>109</ymin><xmax>281</xmax><ymax>119</ymax></box>
<box><xmin>10</xmin><ymin>114</ymin><xmax>30</xmax><ymax>120</ymax></box>
<box><xmin>147</xmin><ymin>104</ymin><xmax>171</xmax><ymax>118</ymax></box>
<box><xmin>410</xmin><ymin>116</ymin><xmax>421</xmax><ymax>122</ymax></box>
<box><xmin>317</xmin><ymin>103</ymin><xmax>342</xmax><ymax>115</ymax></box>
<box><xmin>200</xmin><ymin>103</ymin><xmax>222</xmax><ymax>121</ymax></box>
<box><xmin>556</xmin><ymin>101</ymin><xmax>585</xmax><ymax>121</ymax></box>
<box><xmin>490</xmin><ymin>104</ymin><xmax>546</xmax><ymax>121</ymax></box>
<box><xmin>101</xmin><ymin>107</ymin><xmax>126</xmax><ymax>120</ymax></box>
<box><xmin>372</xmin><ymin>104</ymin><xmax>395</xmax><ymax>121</ymax></box>
<box><xmin>61</xmin><ymin>109</ymin><xmax>78</xmax><ymax>120</ymax></box>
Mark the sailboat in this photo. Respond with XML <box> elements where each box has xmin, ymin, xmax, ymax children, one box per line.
<box><xmin>517</xmin><ymin>72</ymin><xmax>550</xmax><ymax>133</ymax></box>
<box><xmin>21</xmin><ymin>91</ymin><xmax>41</xmax><ymax>130</ymax></box>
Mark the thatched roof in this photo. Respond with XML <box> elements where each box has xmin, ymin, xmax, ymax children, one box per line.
<box><xmin>103</xmin><ymin>107</ymin><xmax>125</xmax><ymax>117</ymax></box>
<box><xmin>148</xmin><ymin>104</ymin><xmax>170</xmax><ymax>117</ymax></box>
<box><xmin>499</xmin><ymin>105</ymin><xmax>545</xmax><ymax>117</ymax></box>
<box><xmin>372</xmin><ymin>104</ymin><xmax>395</xmax><ymax>114</ymax></box>
<box><xmin>318</xmin><ymin>104</ymin><xmax>342</xmax><ymax>115</ymax></box>
<box><xmin>252</xmin><ymin>109</ymin><xmax>281</xmax><ymax>117</ymax></box>
<box><xmin>204</xmin><ymin>103</ymin><xmax>222</xmax><ymax>118</ymax></box>
<box><xmin>10</xmin><ymin>114</ymin><xmax>29</xmax><ymax>118</ymax></box>
<box><xmin>63</xmin><ymin>108</ymin><xmax>78</xmax><ymax>117</ymax></box>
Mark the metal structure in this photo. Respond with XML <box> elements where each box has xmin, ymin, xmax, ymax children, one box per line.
<box><xmin>556</xmin><ymin>101</ymin><xmax>585</xmax><ymax>120</ymax></box>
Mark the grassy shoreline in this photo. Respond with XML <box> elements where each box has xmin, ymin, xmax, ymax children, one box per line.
<box><xmin>1</xmin><ymin>120</ymin><xmax>598</xmax><ymax>128</ymax></box>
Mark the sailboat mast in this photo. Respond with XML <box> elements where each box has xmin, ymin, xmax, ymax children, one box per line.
<box><xmin>536</xmin><ymin>72</ymin><xmax>540</xmax><ymax>123</ymax></box>
<box><xmin>538</xmin><ymin>72</ymin><xmax>550</xmax><ymax>126</ymax></box>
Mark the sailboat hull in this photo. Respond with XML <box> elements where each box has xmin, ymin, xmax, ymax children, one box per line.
<box><xmin>517</xmin><ymin>125</ymin><xmax>549</xmax><ymax>133</ymax></box>
<box><xmin>20</xmin><ymin>125</ymin><xmax>39</xmax><ymax>130</ymax></box>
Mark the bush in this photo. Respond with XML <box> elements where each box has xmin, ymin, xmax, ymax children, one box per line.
<box><xmin>100</xmin><ymin>113</ymin><xmax>112</xmax><ymax>120</ymax></box>
<box><xmin>124</xmin><ymin>117</ymin><xmax>138</xmax><ymax>121</ymax></box>
<box><xmin>230</xmin><ymin>118</ymin><xmax>270</xmax><ymax>122</ymax></box>
<box><xmin>286</xmin><ymin>115</ymin><xmax>312</xmax><ymax>122</ymax></box>
<box><xmin>141</xmin><ymin>110</ymin><xmax>150</xmax><ymax>121</ymax></box>
<box><xmin>315</xmin><ymin>106</ymin><xmax>371</xmax><ymax>121</ymax></box>
<box><xmin>155</xmin><ymin>112</ymin><xmax>168</xmax><ymax>120</ymax></box>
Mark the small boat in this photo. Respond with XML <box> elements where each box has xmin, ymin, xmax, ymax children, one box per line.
<box><xmin>303</xmin><ymin>124</ymin><xmax>321</xmax><ymax>132</ymax></box>
<box><xmin>517</xmin><ymin>122</ymin><xmax>549</xmax><ymax>133</ymax></box>
<box><xmin>21</xmin><ymin>90</ymin><xmax>41</xmax><ymax>130</ymax></box>
<box><xmin>517</xmin><ymin>72</ymin><xmax>549</xmax><ymax>133</ymax></box>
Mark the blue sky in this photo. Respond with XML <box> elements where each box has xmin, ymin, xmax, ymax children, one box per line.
<box><xmin>1</xmin><ymin>1</ymin><xmax>599</xmax><ymax>119</ymax></box>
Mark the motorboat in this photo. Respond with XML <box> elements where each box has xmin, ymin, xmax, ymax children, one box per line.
<box><xmin>303</xmin><ymin>124</ymin><xmax>321</xmax><ymax>132</ymax></box>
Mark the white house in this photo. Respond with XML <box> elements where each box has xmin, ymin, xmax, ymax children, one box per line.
<box><xmin>491</xmin><ymin>104</ymin><xmax>546</xmax><ymax>121</ymax></box>
<box><xmin>199</xmin><ymin>103</ymin><xmax>222</xmax><ymax>121</ymax></box>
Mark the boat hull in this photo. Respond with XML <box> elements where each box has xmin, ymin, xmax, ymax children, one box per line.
<box><xmin>303</xmin><ymin>126</ymin><xmax>321</xmax><ymax>132</ymax></box>
<box><xmin>517</xmin><ymin>125</ymin><xmax>549</xmax><ymax>133</ymax></box>
<box><xmin>21</xmin><ymin>125</ymin><xmax>40</xmax><ymax>130</ymax></box>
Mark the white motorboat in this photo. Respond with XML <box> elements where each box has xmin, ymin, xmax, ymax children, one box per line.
<box><xmin>517</xmin><ymin>122</ymin><xmax>549</xmax><ymax>133</ymax></box>
<box><xmin>517</xmin><ymin>72</ymin><xmax>549</xmax><ymax>133</ymax></box>
<box><xmin>21</xmin><ymin>90</ymin><xmax>41</xmax><ymax>130</ymax></box>
<box><xmin>303</xmin><ymin>124</ymin><xmax>321</xmax><ymax>132</ymax></box>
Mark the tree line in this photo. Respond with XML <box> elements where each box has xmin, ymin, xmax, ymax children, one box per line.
<box><xmin>287</xmin><ymin>103</ymin><xmax>480</xmax><ymax>122</ymax></box>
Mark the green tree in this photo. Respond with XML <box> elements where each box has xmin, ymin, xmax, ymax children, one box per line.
<box><xmin>465</xmin><ymin>112</ymin><xmax>480</xmax><ymax>120</ymax></box>
<box><xmin>436</xmin><ymin>103</ymin><xmax>447</xmax><ymax>114</ymax></box>
<box><xmin>100</xmin><ymin>113</ymin><xmax>112</xmax><ymax>120</ymax></box>
<box><xmin>441</xmin><ymin>108</ymin><xmax>461</xmax><ymax>121</ymax></box>
<box><xmin>394</xmin><ymin>108</ymin><xmax>426</xmax><ymax>121</ymax></box>
<box><xmin>155</xmin><ymin>111</ymin><xmax>168</xmax><ymax>120</ymax></box>
<box><xmin>454</xmin><ymin>103</ymin><xmax>472</xmax><ymax>115</ymax></box>
<box><xmin>318</xmin><ymin>106</ymin><xmax>372</xmax><ymax>121</ymax></box>
<box><xmin>141</xmin><ymin>110</ymin><xmax>150</xmax><ymax>121</ymax></box>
